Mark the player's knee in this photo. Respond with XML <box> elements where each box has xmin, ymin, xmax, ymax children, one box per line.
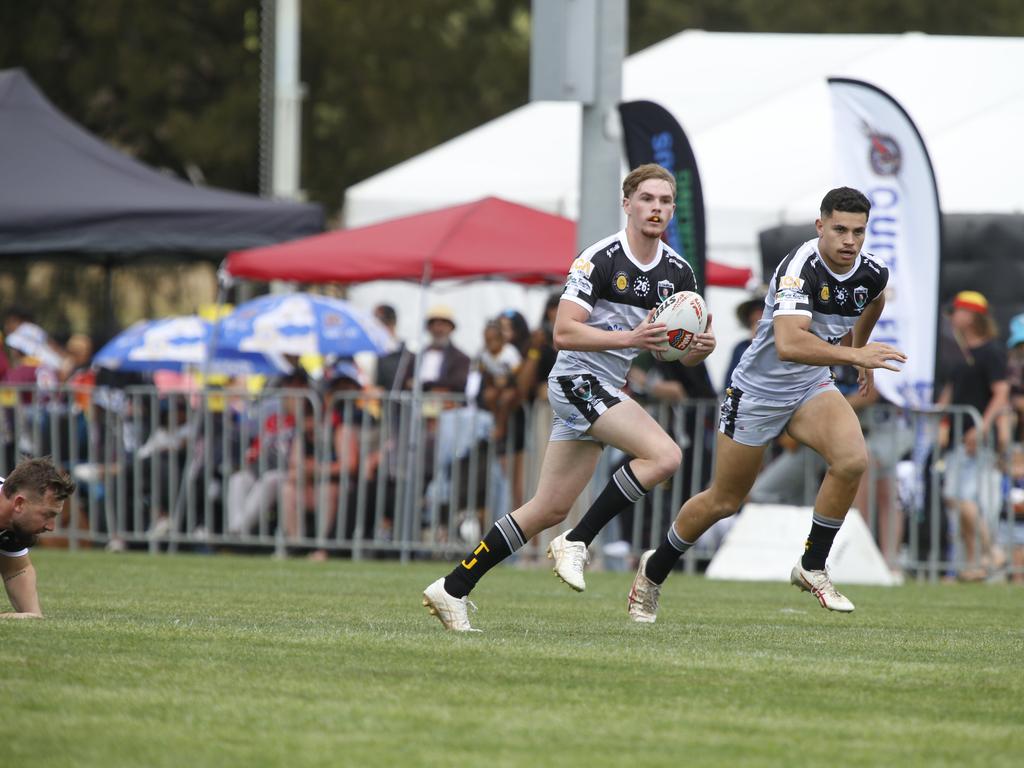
<box><xmin>650</xmin><ymin>440</ymin><xmax>682</xmax><ymax>483</ymax></box>
<box><xmin>831</xmin><ymin>449</ymin><xmax>868</xmax><ymax>482</ymax></box>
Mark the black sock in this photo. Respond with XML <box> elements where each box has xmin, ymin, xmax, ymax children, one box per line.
<box><xmin>566</xmin><ymin>462</ymin><xmax>648</xmax><ymax>546</ymax></box>
<box><xmin>443</xmin><ymin>514</ymin><xmax>526</xmax><ymax>598</ymax></box>
<box><xmin>643</xmin><ymin>524</ymin><xmax>694</xmax><ymax>584</ymax></box>
<box><xmin>801</xmin><ymin>512</ymin><xmax>843</xmax><ymax>571</ymax></box>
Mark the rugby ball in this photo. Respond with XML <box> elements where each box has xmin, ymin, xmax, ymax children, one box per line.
<box><xmin>649</xmin><ymin>291</ymin><xmax>708</xmax><ymax>362</ymax></box>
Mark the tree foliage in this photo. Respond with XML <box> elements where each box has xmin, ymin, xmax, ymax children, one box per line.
<box><xmin>2</xmin><ymin>1</ymin><xmax>1023</xmax><ymax>335</ymax></box>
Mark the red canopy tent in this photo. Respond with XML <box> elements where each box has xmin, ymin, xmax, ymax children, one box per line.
<box><xmin>224</xmin><ymin>197</ymin><xmax>753</xmax><ymax>288</ymax></box>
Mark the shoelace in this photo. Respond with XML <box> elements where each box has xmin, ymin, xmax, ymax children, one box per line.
<box><xmin>569</xmin><ymin>544</ymin><xmax>589</xmax><ymax>572</ymax></box>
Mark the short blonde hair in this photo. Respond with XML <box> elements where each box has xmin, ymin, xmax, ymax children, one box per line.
<box><xmin>622</xmin><ymin>163</ymin><xmax>676</xmax><ymax>200</ymax></box>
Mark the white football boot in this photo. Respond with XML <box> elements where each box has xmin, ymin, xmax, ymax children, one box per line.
<box><xmin>547</xmin><ymin>531</ymin><xmax>590</xmax><ymax>591</ymax></box>
<box><xmin>422</xmin><ymin>578</ymin><xmax>481</xmax><ymax>632</ymax></box>
<box><xmin>627</xmin><ymin>550</ymin><xmax>661</xmax><ymax>624</ymax></box>
<box><xmin>790</xmin><ymin>561</ymin><xmax>855</xmax><ymax>612</ymax></box>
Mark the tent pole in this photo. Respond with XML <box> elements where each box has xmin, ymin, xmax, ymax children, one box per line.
<box><xmin>399</xmin><ymin>266</ymin><xmax>432</xmax><ymax>563</ymax></box>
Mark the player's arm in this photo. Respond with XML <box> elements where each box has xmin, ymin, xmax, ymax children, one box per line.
<box><xmin>849</xmin><ymin>293</ymin><xmax>887</xmax><ymax>395</ymax></box>
<box><xmin>0</xmin><ymin>553</ymin><xmax>43</xmax><ymax>619</ymax></box>
<box><xmin>553</xmin><ymin>299</ymin><xmax>668</xmax><ymax>352</ymax></box>
<box><xmin>774</xmin><ymin>312</ymin><xmax>906</xmax><ymax>370</ymax></box>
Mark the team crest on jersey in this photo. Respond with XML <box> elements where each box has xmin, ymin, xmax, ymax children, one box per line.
<box><xmin>854</xmin><ymin>286</ymin><xmax>869</xmax><ymax>308</ymax></box>
<box><xmin>657</xmin><ymin>280</ymin><xmax>674</xmax><ymax>300</ymax></box>
<box><xmin>633</xmin><ymin>275</ymin><xmax>650</xmax><ymax>297</ymax></box>
<box><xmin>572</xmin><ymin>379</ymin><xmax>593</xmax><ymax>402</ymax></box>
<box><xmin>613</xmin><ymin>271</ymin><xmax>629</xmax><ymax>294</ymax></box>
<box><xmin>819</xmin><ymin>285</ymin><xmax>830</xmax><ymax>302</ymax></box>
<box><xmin>834</xmin><ymin>287</ymin><xmax>849</xmax><ymax>306</ymax></box>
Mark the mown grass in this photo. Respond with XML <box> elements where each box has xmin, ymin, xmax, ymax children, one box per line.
<box><xmin>2</xmin><ymin>551</ymin><xmax>1022</xmax><ymax>767</ymax></box>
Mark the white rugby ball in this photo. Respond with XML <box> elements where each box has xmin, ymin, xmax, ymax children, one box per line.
<box><xmin>649</xmin><ymin>290</ymin><xmax>708</xmax><ymax>362</ymax></box>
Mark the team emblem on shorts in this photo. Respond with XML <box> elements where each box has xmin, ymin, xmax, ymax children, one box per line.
<box><xmin>657</xmin><ymin>279</ymin><xmax>674</xmax><ymax>300</ymax></box>
<box><xmin>819</xmin><ymin>285</ymin><xmax>830</xmax><ymax>302</ymax></box>
<box><xmin>854</xmin><ymin>286</ymin><xmax>869</xmax><ymax>308</ymax></box>
<box><xmin>572</xmin><ymin>378</ymin><xmax>594</xmax><ymax>402</ymax></box>
<box><xmin>633</xmin><ymin>275</ymin><xmax>650</xmax><ymax>297</ymax></box>
<box><xmin>613</xmin><ymin>271</ymin><xmax>629</xmax><ymax>294</ymax></box>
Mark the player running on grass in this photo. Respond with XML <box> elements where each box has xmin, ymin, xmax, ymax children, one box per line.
<box><xmin>626</xmin><ymin>187</ymin><xmax>907</xmax><ymax>622</ymax></box>
<box><xmin>423</xmin><ymin>163</ymin><xmax>717</xmax><ymax>631</ymax></box>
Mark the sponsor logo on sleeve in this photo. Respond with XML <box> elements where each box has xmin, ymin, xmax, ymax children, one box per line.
<box><xmin>565</xmin><ymin>271</ymin><xmax>593</xmax><ymax>295</ymax></box>
<box><xmin>779</xmin><ymin>275</ymin><xmax>805</xmax><ymax>291</ymax></box>
<box><xmin>569</xmin><ymin>256</ymin><xmax>595</xmax><ymax>278</ymax></box>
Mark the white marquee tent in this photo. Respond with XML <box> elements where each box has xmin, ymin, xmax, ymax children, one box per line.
<box><xmin>343</xmin><ymin>31</ymin><xmax>1024</xmax><ymax>387</ymax></box>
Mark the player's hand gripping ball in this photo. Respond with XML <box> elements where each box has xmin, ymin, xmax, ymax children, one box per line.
<box><xmin>649</xmin><ymin>291</ymin><xmax>709</xmax><ymax>362</ymax></box>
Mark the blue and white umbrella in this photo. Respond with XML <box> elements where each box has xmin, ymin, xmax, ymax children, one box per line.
<box><xmin>94</xmin><ymin>316</ymin><xmax>289</xmax><ymax>375</ymax></box>
<box><xmin>218</xmin><ymin>293</ymin><xmax>391</xmax><ymax>358</ymax></box>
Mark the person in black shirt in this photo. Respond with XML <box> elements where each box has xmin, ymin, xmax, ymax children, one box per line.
<box><xmin>936</xmin><ymin>291</ymin><xmax>1010</xmax><ymax>580</ymax></box>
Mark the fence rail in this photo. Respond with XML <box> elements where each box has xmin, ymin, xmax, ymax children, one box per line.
<box><xmin>3</xmin><ymin>382</ymin><xmax>1019</xmax><ymax>582</ymax></box>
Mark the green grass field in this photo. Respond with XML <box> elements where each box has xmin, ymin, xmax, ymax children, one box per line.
<box><xmin>3</xmin><ymin>551</ymin><xmax>1022</xmax><ymax>767</ymax></box>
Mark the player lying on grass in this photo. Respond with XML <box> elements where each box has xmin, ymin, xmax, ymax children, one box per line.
<box><xmin>0</xmin><ymin>457</ymin><xmax>76</xmax><ymax>619</ymax></box>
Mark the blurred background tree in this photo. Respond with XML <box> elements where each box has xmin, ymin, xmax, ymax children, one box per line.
<box><xmin>1</xmin><ymin>0</ymin><xmax>1022</xmax><ymax>339</ymax></box>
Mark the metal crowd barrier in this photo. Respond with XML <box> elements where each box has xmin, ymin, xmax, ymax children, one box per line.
<box><xmin>1</xmin><ymin>381</ymin><xmax>1019</xmax><ymax>582</ymax></box>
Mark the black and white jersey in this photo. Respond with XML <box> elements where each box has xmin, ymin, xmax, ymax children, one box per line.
<box><xmin>551</xmin><ymin>230</ymin><xmax>697</xmax><ymax>387</ymax></box>
<box><xmin>731</xmin><ymin>238</ymin><xmax>889</xmax><ymax>401</ymax></box>
<box><xmin>0</xmin><ymin>476</ymin><xmax>29</xmax><ymax>558</ymax></box>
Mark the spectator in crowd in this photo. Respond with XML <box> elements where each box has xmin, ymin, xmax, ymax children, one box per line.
<box><xmin>281</xmin><ymin>395</ymin><xmax>338</xmax><ymax>558</ymax></box>
<box><xmin>518</xmin><ymin>293</ymin><xmax>561</xmax><ymax>404</ymax></box>
<box><xmin>418</xmin><ymin>305</ymin><xmax>470</xmax><ymax>395</ymax></box>
<box><xmin>0</xmin><ymin>456</ymin><xmax>76</xmax><ymax>618</ymax></box>
<box><xmin>373</xmin><ymin>303</ymin><xmax>412</xmax><ymax>393</ymax></box>
<box><xmin>937</xmin><ymin>291</ymin><xmax>1010</xmax><ymax>580</ymax></box>
<box><xmin>477</xmin><ymin>319</ymin><xmax>522</xmax><ymax>443</ymax></box>
<box><xmin>224</xmin><ymin>368</ymin><xmax>308</xmax><ymax>537</ymax></box>
<box><xmin>1001</xmin><ymin>444</ymin><xmax>1024</xmax><ymax>584</ymax></box>
<box><xmin>61</xmin><ymin>333</ymin><xmax>93</xmax><ymax>382</ymax></box>
<box><xmin>318</xmin><ymin>360</ymin><xmax>381</xmax><ymax>558</ymax></box>
<box><xmin>1006</xmin><ymin>312</ymin><xmax>1024</xmax><ymax>444</ymax></box>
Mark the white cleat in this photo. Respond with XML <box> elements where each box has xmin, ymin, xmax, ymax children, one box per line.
<box><xmin>628</xmin><ymin>550</ymin><xmax>661</xmax><ymax>623</ymax></box>
<box><xmin>422</xmin><ymin>578</ymin><xmax>481</xmax><ymax>632</ymax></box>
<box><xmin>790</xmin><ymin>562</ymin><xmax>855</xmax><ymax>613</ymax></box>
<box><xmin>547</xmin><ymin>531</ymin><xmax>590</xmax><ymax>591</ymax></box>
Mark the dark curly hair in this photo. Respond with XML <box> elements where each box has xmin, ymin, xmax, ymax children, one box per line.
<box><xmin>820</xmin><ymin>187</ymin><xmax>871</xmax><ymax>218</ymax></box>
